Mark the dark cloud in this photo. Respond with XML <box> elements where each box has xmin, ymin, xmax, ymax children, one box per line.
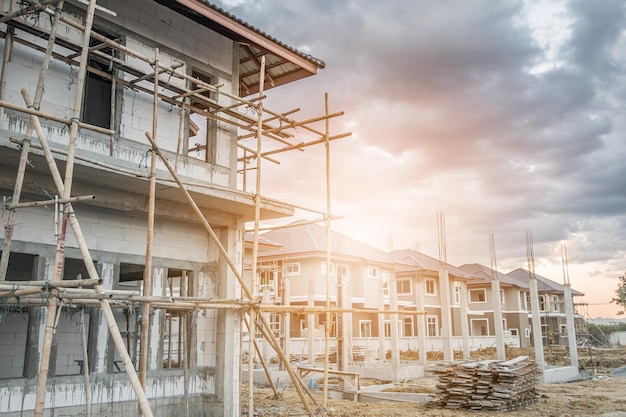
<box><xmin>217</xmin><ymin>1</ymin><xmax>626</xmax><ymax>305</ymax></box>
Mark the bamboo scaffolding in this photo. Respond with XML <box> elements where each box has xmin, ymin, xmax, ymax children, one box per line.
<box><xmin>6</xmin><ymin>27</ymin><xmax>154</xmax><ymax>417</ymax></box>
<box><xmin>0</xmin><ymin>4</ymin><xmax>360</xmax><ymax>416</ymax></box>
<box><xmin>143</xmin><ymin>131</ymin><xmax>321</xmax><ymax>417</ymax></box>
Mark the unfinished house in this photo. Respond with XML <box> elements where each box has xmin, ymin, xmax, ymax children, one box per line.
<box><xmin>506</xmin><ymin>267</ymin><xmax>584</xmax><ymax>347</ymax></box>
<box><xmin>460</xmin><ymin>263</ymin><xmax>534</xmax><ymax>347</ymax></box>
<box><xmin>0</xmin><ymin>1</ymin><xmax>338</xmax><ymax>416</ymax></box>
<box><xmin>254</xmin><ymin>223</ymin><xmax>508</xmax><ymax>373</ymax></box>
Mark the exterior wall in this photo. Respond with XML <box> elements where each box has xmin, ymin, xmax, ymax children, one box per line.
<box><xmin>0</xmin><ymin>195</ymin><xmax>232</xmax><ymax>414</ymax></box>
<box><xmin>609</xmin><ymin>331</ymin><xmax>626</xmax><ymax>346</ymax></box>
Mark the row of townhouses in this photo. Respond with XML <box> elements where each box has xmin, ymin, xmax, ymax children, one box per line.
<box><xmin>247</xmin><ymin>221</ymin><xmax>584</xmax><ymax>365</ymax></box>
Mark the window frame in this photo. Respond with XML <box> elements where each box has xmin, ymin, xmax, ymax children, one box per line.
<box><xmin>469</xmin><ymin>288</ymin><xmax>487</xmax><ymax>303</ymax></box>
<box><xmin>359</xmin><ymin>320</ymin><xmax>372</xmax><ymax>338</ymax></box>
<box><xmin>367</xmin><ymin>266</ymin><xmax>379</xmax><ymax>279</ymax></box>
<box><xmin>427</xmin><ymin>315</ymin><xmax>439</xmax><ymax>337</ymax></box>
<box><xmin>285</xmin><ymin>262</ymin><xmax>301</xmax><ymax>276</ymax></box>
<box><xmin>425</xmin><ymin>278</ymin><xmax>436</xmax><ymax>296</ymax></box>
<box><xmin>396</xmin><ymin>278</ymin><xmax>412</xmax><ymax>295</ymax></box>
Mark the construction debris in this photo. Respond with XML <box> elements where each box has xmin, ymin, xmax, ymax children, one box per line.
<box><xmin>428</xmin><ymin>356</ymin><xmax>542</xmax><ymax>412</ymax></box>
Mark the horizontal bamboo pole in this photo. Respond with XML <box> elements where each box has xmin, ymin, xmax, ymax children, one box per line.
<box><xmin>0</xmin><ymin>287</ymin><xmax>44</xmax><ymax>298</ymax></box>
<box><xmin>0</xmin><ymin>100</ymin><xmax>114</xmax><ymax>135</ymax></box>
<box><xmin>8</xmin><ymin>195</ymin><xmax>96</xmax><ymax>209</ymax></box>
<box><xmin>0</xmin><ymin>278</ymin><xmax>101</xmax><ymax>287</ymax></box>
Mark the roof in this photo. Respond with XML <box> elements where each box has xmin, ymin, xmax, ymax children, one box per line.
<box><xmin>256</xmin><ymin>221</ymin><xmax>398</xmax><ymax>264</ymax></box>
<box><xmin>459</xmin><ymin>263</ymin><xmax>529</xmax><ymax>288</ymax></box>
<box><xmin>391</xmin><ymin>249</ymin><xmax>476</xmax><ymax>280</ymax></box>
<box><xmin>506</xmin><ymin>268</ymin><xmax>584</xmax><ymax>296</ymax></box>
<box><xmin>154</xmin><ymin>0</ymin><xmax>325</xmax><ymax>95</ymax></box>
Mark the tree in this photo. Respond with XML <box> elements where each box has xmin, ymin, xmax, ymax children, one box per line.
<box><xmin>612</xmin><ymin>273</ymin><xmax>626</xmax><ymax>315</ymax></box>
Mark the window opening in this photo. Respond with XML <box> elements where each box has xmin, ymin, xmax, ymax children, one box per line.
<box><xmin>82</xmin><ymin>29</ymin><xmax>116</xmax><ymax>129</ymax></box>
<box><xmin>188</xmin><ymin>69</ymin><xmax>216</xmax><ymax>162</ymax></box>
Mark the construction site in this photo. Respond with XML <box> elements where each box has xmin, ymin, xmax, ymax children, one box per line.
<box><xmin>0</xmin><ymin>1</ymin><xmax>625</xmax><ymax>417</ymax></box>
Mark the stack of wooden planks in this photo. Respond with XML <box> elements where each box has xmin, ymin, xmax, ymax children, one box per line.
<box><xmin>428</xmin><ymin>356</ymin><xmax>541</xmax><ymax>411</ymax></box>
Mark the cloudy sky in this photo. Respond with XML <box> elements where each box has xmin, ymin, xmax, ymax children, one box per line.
<box><xmin>215</xmin><ymin>0</ymin><xmax>626</xmax><ymax>318</ymax></box>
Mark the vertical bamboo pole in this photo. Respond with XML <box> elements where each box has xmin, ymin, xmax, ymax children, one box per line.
<box><xmin>0</xmin><ymin>1</ymin><xmax>65</xmax><ymax>280</ymax></box>
<box><xmin>248</xmin><ymin>54</ymin><xmax>266</xmax><ymax>417</ymax></box>
<box><xmin>34</xmin><ymin>3</ymin><xmax>100</xmax><ymax>416</ymax></box>
<box><xmin>139</xmin><ymin>47</ymin><xmax>159</xmax><ymax>394</ymax></box>
<box><xmin>322</xmin><ymin>93</ymin><xmax>331</xmax><ymax>408</ymax></box>
<box><xmin>143</xmin><ymin>132</ymin><xmax>318</xmax><ymax>416</ymax></box>
<box><xmin>181</xmin><ymin>272</ymin><xmax>189</xmax><ymax>416</ymax></box>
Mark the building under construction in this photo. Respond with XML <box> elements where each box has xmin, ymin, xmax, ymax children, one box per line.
<box><xmin>0</xmin><ymin>2</ymin><xmax>587</xmax><ymax>417</ymax></box>
<box><xmin>0</xmin><ymin>1</ymin><xmax>350</xmax><ymax>416</ymax></box>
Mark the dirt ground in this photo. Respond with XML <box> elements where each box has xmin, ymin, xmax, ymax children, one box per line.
<box><xmin>242</xmin><ymin>346</ymin><xmax>626</xmax><ymax>417</ymax></box>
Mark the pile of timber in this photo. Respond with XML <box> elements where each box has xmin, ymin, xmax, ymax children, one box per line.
<box><xmin>428</xmin><ymin>356</ymin><xmax>541</xmax><ymax>412</ymax></box>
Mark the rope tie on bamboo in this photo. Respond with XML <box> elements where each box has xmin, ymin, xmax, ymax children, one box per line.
<box><xmin>2</xmin><ymin>196</ymin><xmax>15</xmax><ymax>212</ymax></box>
<box><xmin>139</xmin><ymin>149</ymin><xmax>151</xmax><ymax>168</ymax></box>
<box><xmin>27</xmin><ymin>103</ymin><xmax>40</xmax><ymax>111</ymax></box>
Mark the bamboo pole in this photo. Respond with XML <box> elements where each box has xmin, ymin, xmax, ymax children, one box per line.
<box><xmin>8</xmin><ymin>195</ymin><xmax>95</xmax><ymax>209</ymax></box>
<box><xmin>0</xmin><ymin>278</ymin><xmax>100</xmax><ymax>287</ymax></box>
<box><xmin>322</xmin><ymin>92</ymin><xmax>331</xmax><ymax>408</ymax></box>
<box><xmin>139</xmin><ymin>47</ymin><xmax>159</xmax><ymax>395</ymax></box>
<box><xmin>143</xmin><ymin>131</ymin><xmax>319</xmax><ymax>417</ymax></box>
<box><xmin>247</xmin><ymin>54</ymin><xmax>266</xmax><ymax>417</ymax></box>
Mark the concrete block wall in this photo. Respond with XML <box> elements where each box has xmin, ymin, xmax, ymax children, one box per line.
<box><xmin>11</xmin><ymin>205</ymin><xmax>211</xmax><ymax>263</ymax></box>
<box><xmin>0</xmin><ymin>314</ymin><xmax>28</xmax><ymax>379</ymax></box>
<box><xmin>53</xmin><ymin>311</ymin><xmax>90</xmax><ymax>376</ymax></box>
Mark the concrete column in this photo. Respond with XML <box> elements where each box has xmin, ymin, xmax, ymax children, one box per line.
<box><xmin>491</xmin><ymin>279</ymin><xmax>505</xmax><ymax>360</ymax></box>
<box><xmin>149</xmin><ymin>267</ymin><xmax>165</xmax><ymax>370</ymax></box>
<box><xmin>389</xmin><ymin>271</ymin><xmax>400</xmax><ymax>376</ymax></box>
<box><xmin>215</xmin><ymin>225</ymin><xmax>242</xmax><ymax>417</ymax></box>
<box><xmin>415</xmin><ymin>278</ymin><xmax>427</xmax><ymax>366</ymax></box>
<box><xmin>94</xmin><ymin>262</ymin><xmax>115</xmax><ymax>373</ymax></box>
<box><xmin>342</xmin><ymin>268</ymin><xmax>352</xmax><ymax>368</ymax></box>
<box><xmin>261</xmin><ymin>286</ymin><xmax>271</xmax><ymax>364</ymax></box>
<box><xmin>377</xmin><ymin>275</ymin><xmax>385</xmax><ymax>361</ymax></box>
<box><xmin>459</xmin><ymin>282</ymin><xmax>470</xmax><ymax>359</ymax></box>
<box><xmin>307</xmin><ymin>276</ymin><xmax>315</xmax><ymax>365</ymax></box>
<box><xmin>281</xmin><ymin>274</ymin><xmax>291</xmax><ymax>371</ymax></box>
<box><xmin>563</xmin><ymin>284</ymin><xmax>579</xmax><ymax>368</ymax></box>
<box><xmin>528</xmin><ymin>277</ymin><xmax>545</xmax><ymax>369</ymax></box>
<box><xmin>439</xmin><ymin>269</ymin><xmax>454</xmax><ymax>361</ymax></box>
